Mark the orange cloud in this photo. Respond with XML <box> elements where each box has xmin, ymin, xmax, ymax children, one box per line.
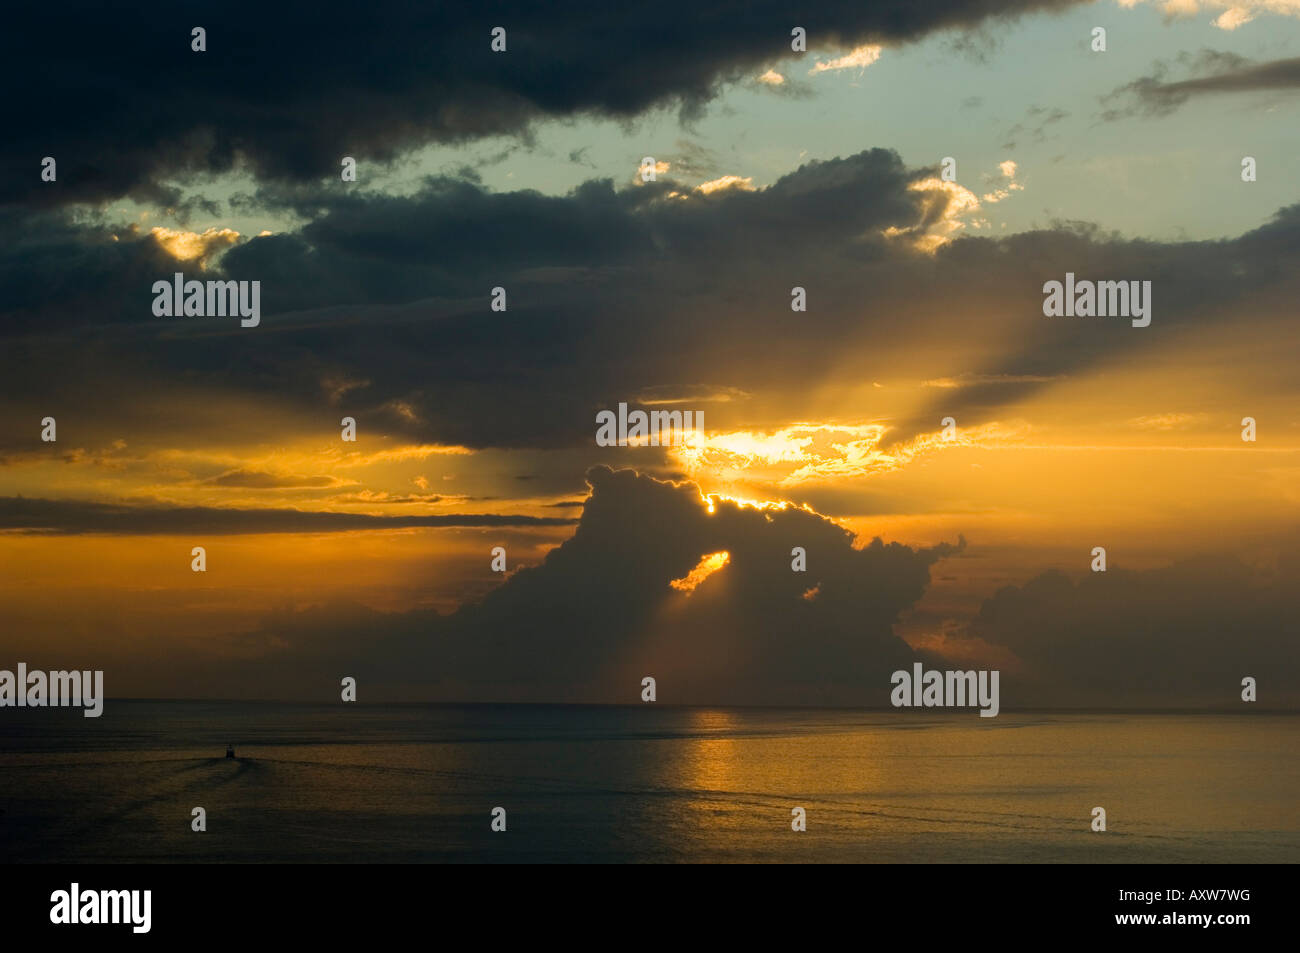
<box><xmin>696</xmin><ymin>175</ymin><xmax>756</xmax><ymax>195</ymax></box>
<box><xmin>810</xmin><ymin>45</ymin><xmax>882</xmax><ymax>74</ymax></box>
<box><xmin>669</xmin><ymin>550</ymin><xmax>730</xmax><ymax>593</ymax></box>
<box><xmin>149</xmin><ymin>226</ymin><xmax>241</xmax><ymax>267</ymax></box>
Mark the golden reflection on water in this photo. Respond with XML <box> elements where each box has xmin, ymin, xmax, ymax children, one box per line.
<box><xmin>650</xmin><ymin>712</ymin><xmax>1300</xmax><ymax>860</ymax></box>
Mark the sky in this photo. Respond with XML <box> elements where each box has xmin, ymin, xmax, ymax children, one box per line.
<box><xmin>2</xmin><ymin>0</ymin><xmax>1299</xmax><ymax>706</ymax></box>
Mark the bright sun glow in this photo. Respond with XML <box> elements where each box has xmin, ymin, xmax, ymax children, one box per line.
<box><xmin>669</xmin><ymin>551</ymin><xmax>731</xmax><ymax>593</ymax></box>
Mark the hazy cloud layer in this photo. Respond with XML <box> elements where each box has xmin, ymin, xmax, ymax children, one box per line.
<box><xmin>0</xmin><ymin>497</ymin><xmax>577</xmax><ymax>534</ymax></box>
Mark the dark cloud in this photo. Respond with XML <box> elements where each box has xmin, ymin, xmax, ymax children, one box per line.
<box><xmin>1000</xmin><ymin>103</ymin><xmax>1068</xmax><ymax>149</ymax></box>
<box><xmin>164</xmin><ymin>466</ymin><xmax>963</xmax><ymax>702</ymax></box>
<box><xmin>2</xmin><ymin>0</ymin><xmax>1089</xmax><ymax>209</ymax></box>
<box><xmin>567</xmin><ymin>146</ymin><xmax>596</xmax><ymax>168</ymax></box>
<box><xmin>329</xmin><ymin>492</ymin><xmax>489</xmax><ymax>504</ymax></box>
<box><xmin>5</xmin><ymin>151</ymin><xmax>1300</xmax><ymax>459</ymax></box>
<box><xmin>205</xmin><ymin>469</ymin><xmax>337</xmax><ymax>488</ymax></box>
<box><xmin>1101</xmin><ymin>53</ymin><xmax>1300</xmax><ymax>120</ymax></box>
<box><xmin>885</xmin><ymin>205</ymin><xmax>1300</xmax><ymax>445</ymax></box>
<box><xmin>966</xmin><ymin>549</ymin><xmax>1300</xmax><ymax>707</ymax></box>
<box><xmin>0</xmin><ymin>150</ymin><xmax>925</xmax><ymax>452</ymax></box>
<box><xmin>665</xmin><ymin>139</ymin><xmax>724</xmax><ymax>179</ymax></box>
<box><xmin>0</xmin><ymin>208</ymin><xmax>179</xmax><ymax>336</ymax></box>
<box><xmin>0</xmin><ymin>497</ymin><xmax>577</xmax><ymax>534</ymax></box>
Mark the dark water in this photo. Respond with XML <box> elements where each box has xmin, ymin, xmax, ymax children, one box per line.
<box><xmin>1</xmin><ymin>702</ymin><xmax>1295</xmax><ymax>862</ymax></box>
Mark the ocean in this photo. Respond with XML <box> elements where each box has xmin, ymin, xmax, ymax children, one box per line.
<box><xmin>2</xmin><ymin>702</ymin><xmax>1295</xmax><ymax>863</ymax></box>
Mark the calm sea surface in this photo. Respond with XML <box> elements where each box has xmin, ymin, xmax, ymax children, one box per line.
<box><xmin>2</xmin><ymin>703</ymin><xmax>1295</xmax><ymax>862</ymax></box>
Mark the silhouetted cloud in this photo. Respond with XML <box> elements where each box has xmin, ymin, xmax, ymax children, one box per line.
<box><xmin>967</xmin><ymin>551</ymin><xmax>1300</xmax><ymax>706</ymax></box>
<box><xmin>171</xmin><ymin>467</ymin><xmax>963</xmax><ymax>702</ymax></box>
<box><xmin>1</xmin><ymin>0</ymin><xmax>1089</xmax><ymax>208</ymax></box>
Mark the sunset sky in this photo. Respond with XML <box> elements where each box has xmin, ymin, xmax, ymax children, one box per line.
<box><xmin>3</xmin><ymin>0</ymin><xmax>1299</xmax><ymax>706</ymax></box>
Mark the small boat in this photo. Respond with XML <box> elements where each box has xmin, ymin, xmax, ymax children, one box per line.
<box><xmin>225</xmin><ymin>744</ymin><xmax>235</xmax><ymax>759</ymax></box>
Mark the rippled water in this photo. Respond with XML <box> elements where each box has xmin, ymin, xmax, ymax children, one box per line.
<box><xmin>2</xmin><ymin>702</ymin><xmax>1295</xmax><ymax>862</ymax></box>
